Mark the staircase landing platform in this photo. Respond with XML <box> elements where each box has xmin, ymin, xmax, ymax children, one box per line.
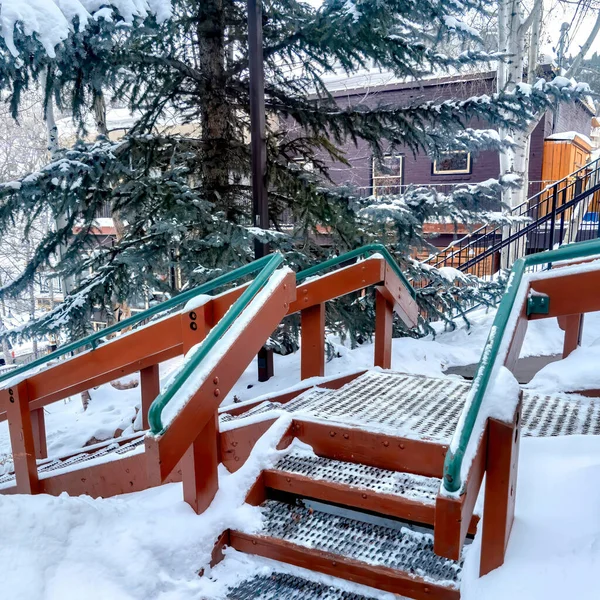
<box><xmin>222</xmin><ymin>370</ymin><xmax>600</xmax><ymax>442</ymax></box>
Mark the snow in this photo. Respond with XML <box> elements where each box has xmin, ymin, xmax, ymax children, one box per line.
<box><xmin>527</xmin><ymin>339</ymin><xmax>600</xmax><ymax>394</ymax></box>
<box><xmin>3</xmin><ymin>296</ymin><xmax>600</xmax><ymax>596</ymax></box>
<box><xmin>461</xmin><ymin>435</ymin><xmax>600</xmax><ymax>600</ymax></box>
<box><xmin>546</xmin><ymin>131</ymin><xmax>593</xmax><ymax>147</ymax></box>
<box><xmin>443</xmin><ymin>15</ymin><xmax>480</xmax><ymax>38</ymax></box>
<box><xmin>0</xmin><ymin>0</ymin><xmax>172</xmax><ymax>58</ymax></box>
<box><xmin>0</xmin><ymin>415</ymin><xmax>291</xmax><ymax>600</ymax></box>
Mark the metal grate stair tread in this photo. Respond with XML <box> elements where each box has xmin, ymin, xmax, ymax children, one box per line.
<box><xmin>272</xmin><ymin>452</ymin><xmax>440</xmax><ymax>504</ymax></box>
<box><xmin>222</xmin><ymin>371</ymin><xmax>600</xmax><ymax>441</ymax></box>
<box><xmin>225</xmin><ymin>572</ymin><xmax>385</xmax><ymax>599</ymax></box>
<box><xmin>247</xmin><ymin>500</ymin><xmax>462</xmax><ymax>587</ymax></box>
<box><xmin>0</xmin><ymin>434</ymin><xmax>145</xmax><ymax>488</ymax></box>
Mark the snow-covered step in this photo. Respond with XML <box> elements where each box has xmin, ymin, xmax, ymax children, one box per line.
<box><xmin>226</xmin><ymin>571</ymin><xmax>386</xmax><ymax>599</ymax></box>
<box><xmin>230</xmin><ymin>500</ymin><xmax>462</xmax><ymax>599</ymax></box>
<box><xmin>265</xmin><ymin>452</ymin><xmax>446</xmax><ymax>527</ymax></box>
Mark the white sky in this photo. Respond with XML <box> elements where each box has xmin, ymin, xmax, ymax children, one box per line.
<box><xmin>543</xmin><ymin>1</ymin><xmax>600</xmax><ymax>59</ymax></box>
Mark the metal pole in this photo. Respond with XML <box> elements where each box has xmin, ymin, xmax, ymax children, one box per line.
<box><xmin>247</xmin><ymin>0</ymin><xmax>269</xmax><ymax>259</ymax></box>
<box><xmin>247</xmin><ymin>0</ymin><xmax>273</xmax><ymax>381</ymax></box>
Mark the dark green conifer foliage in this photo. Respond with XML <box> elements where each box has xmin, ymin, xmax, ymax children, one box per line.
<box><xmin>0</xmin><ymin>0</ymin><xmax>587</xmax><ymax>344</ymax></box>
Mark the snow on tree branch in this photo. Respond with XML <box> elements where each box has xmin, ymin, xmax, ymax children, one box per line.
<box><xmin>0</xmin><ymin>0</ymin><xmax>172</xmax><ymax>58</ymax></box>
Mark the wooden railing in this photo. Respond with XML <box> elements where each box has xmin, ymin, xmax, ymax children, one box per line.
<box><xmin>0</xmin><ymin>252</ymin><xmax>418</xmax><ymax>511</ymax></box>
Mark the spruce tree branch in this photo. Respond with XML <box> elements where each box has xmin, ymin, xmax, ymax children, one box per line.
<box><xmin>128</xmin><ymin>53</ymin><xmax>206</xmax><ymax>83</ymax></box>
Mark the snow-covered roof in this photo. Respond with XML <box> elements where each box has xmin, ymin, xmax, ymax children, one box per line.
<box><xmin>546</xmin><ymin>131</ymin><xmax>593</xmax><ymax>148</ymax></box>
<box><xmin>320</xmin><ymin>67</ymin><xmax>496</xmax><ymax>96</ymax></box>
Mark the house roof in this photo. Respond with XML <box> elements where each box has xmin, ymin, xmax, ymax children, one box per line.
<box><xmin>321</xmin><ymin>68</ymin><xmax>496</xmax><ymax>98</ymax></box>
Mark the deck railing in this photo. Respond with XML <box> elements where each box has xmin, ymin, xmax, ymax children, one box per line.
<box><xmin>443</xmin><ymin>237</ymin><xmax>600</xmax><ymax>493</ymax></box>
<box><xmin>423</xmin><ymin>158</ymin><xmax>600</xmax><ymax>279</ymax></box>
<box><xmin>0</xmin><ymin>254</ymin><xmax>278</xmax><ymax>385</ymax></box>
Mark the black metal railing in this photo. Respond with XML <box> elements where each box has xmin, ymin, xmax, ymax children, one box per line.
<box><xmin>422</xmin><ymin>158</ymin><xmax>600</xmax><ymax>278</ymax></box>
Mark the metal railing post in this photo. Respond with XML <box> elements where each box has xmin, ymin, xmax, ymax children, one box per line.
<box><xmin>548</xmin><ymin>184</ymin><xmax>558</xmax><ymax>251</ymax></box>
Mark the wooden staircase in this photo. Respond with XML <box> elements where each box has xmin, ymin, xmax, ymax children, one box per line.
<box><xmin>226</xmin><ymin>424</ymin><xmax>469</xmax><ymax>599</ymax></box>
<box><xmin>5</xmin><ymin>242</ymin><xmax>600</xmax><ymax>598</ymax></box>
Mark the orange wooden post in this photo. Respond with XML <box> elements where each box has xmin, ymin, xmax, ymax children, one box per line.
<box><xmin>30</xmin><ymin>407</ymin><xmax>47</xmax><ymax>459</ymax></box>
<box><xmin>182</xmin><ymin>413</ymin><xmax>220</xmax><ymax>514</ymax></box>
<box><xmin>180</xmin><ymin>303</ymin><xmax>219</xmax><ymax>513</ymax></box>
<box><xmin>480</xmin><ymin>394</ymin><xmax>522</xmax><ymax>577</ymax></box>
<box><xmin>374</xmin><ymin>289</ymin><xmax>393</xmax><ymax>369</ymax></box>
<box><xmin>301</xmin><ymin>302</ymin><xmax>325</xmax><ymax>379</ymax></box>
<box><xmin>561</xmin><ymin>313</ymin><xmax>584</xmax><ymax>358</ymax></box>
<box><xmin>6</xmin><ymin>383</ymin><xmax>40</xmax><ymax>494</ymax></box>
<box><xmin>140</xmin><ymin>364</ymin><xmax>160</xmax><ymax>430</ymax></box>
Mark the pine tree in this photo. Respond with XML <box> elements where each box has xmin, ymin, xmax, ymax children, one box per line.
<box><xmin>0</xmin><ymin>0</ymin><xmax>589</xmax><ymax>345</ymax></box>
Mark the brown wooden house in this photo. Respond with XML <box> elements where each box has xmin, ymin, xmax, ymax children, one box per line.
<box><xmin>296</xmin><ymin>69</ymin><xmax>595</xmax><ymax>250</ymax></box>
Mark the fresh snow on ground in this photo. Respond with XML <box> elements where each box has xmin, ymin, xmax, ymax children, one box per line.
<box><xmin>3</xmin><ymin>306</ymin><xmax>600</xmax><ymax>598</ymax></box>
<box><xmin>462</xmin><ymin>435</ymin><xmax>600</xmax><ymax>600</ymax></box>
<box><xmin>527</xmin><ymin>335</ymin><xmax>600</xmax><ymax>393</ymax></box>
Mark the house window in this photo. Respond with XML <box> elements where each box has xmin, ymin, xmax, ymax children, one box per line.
<box><xmin>433</xmin><ymin>151</ymin><xmax>471</xmax><ymax>175</ymax></box>
<box><xmin>373</xmin><ymin>155</ymin><xmax>403</xmax><ymax>196</ymax></box>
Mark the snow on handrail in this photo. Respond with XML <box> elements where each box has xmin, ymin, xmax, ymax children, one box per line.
<box><xmin>0</xmin><ymin>253</ymin><xmax>276</xmax><ymax>387</ymax></box>
<box><xmin>443</xmin><ymin>237</ymin><xmax>600</xmax><ymax>493</ymax></box>
<box><xmin>147</xmin><ymin>252</ymin><xmax>285</xmax><ymax>434</ymax></box>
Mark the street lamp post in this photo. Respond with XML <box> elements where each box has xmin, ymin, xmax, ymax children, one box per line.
<box><xmin>247</xmin><ymin>0</ymin><xmax>274</xmax><ymax>381</ymax></box>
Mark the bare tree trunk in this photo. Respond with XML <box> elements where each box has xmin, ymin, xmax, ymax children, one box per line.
<box><xmin>0</xmin><ymin>275</ymin><xmax>11</xmax><ymax>363</ymax></box>
<box><xmin>565</xmin><ymin>11</ymin><xmax>600</xmax><ymax>79</ymax></box>
<box><xmin>92</xmin><ymin>90</ymin><xmax>109</xmax><ymax>137</ymax></box>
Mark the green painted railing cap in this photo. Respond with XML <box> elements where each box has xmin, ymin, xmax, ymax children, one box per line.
<box><xmin>444</xmin><ymin>238</ymin><xmax>600</xmax><ymax>494</ymax></box>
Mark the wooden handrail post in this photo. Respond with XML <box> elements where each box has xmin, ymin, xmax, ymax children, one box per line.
<box><xmin>179</xmin><ymin>303</ymin><xmax>219</xmax><ymax>513</ymax></box>
<box><xmin>182</xmin><ymin>413</ymin><xmax>219</xmax><ymax>514</ymax></box>
<box><xmin>30</xmin><ymin>407</ymin><xmax>47</xmax><ymax>459</ymax></box>
<box><xmin>480</xmin><ymin>393</ymin><xmax>522</xmax><ymax>577</ymax></box>
<box><xmin>301</xmin><ymin>302</ymin><xmax>325</xmax><ymax>379</ymax></box>
<box><xmin>374</xmin><ymin>289</ymin><xmax>393</xmax><ymax>369</ymax></box>
<box><xmin>6</xmin><ymin>383</ymin><xmax>40</xmax><ymax>494</ymax></box>
<box><xmin>140</xmin><ymin>364</ymin><xmax>160</xmax><ymax>430</ymax></box>
<box><xmin>559</xmin><ymin>313</ymin><xmax>584</xmax><ymax>359</ymax></box>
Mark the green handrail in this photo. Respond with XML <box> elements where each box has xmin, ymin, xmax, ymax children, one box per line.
<box><xmin>0</xmin><ymin>254</ymin><xmax>276</xmax><ymax>385</ymax></box>
<box><xmin>148</xmin><ymin>252</ymin><xmax>284</xmax><ymax>434</ymax></box>
<box><xmin>443</xmin><ymin>237</ymin><xmax>600</xmax><ymax>493</ymax></box>
<box><xmin>297</xmin><ymin>243</ymin><xmax>416</xmax><ymax>300</ymax></box>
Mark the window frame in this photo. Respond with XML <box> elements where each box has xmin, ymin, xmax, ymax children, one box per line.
<box><xmin>372</xmin><ymin>154</ymin><xmax>404</xmax><ymax>197</ymax></box>
<box><xmin>432</xmin><ymin>151</ymin><xmax>472</xmax><ymax>176</ymax></box>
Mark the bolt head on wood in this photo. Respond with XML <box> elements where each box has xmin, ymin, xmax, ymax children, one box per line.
<box><xmin>189</xmin><ymin>311</ymin><xmax>197</xmax><ymax>321</ymax></box>
<box><xmin>214</xmin><ymin>389</ymin><xmax>220</xmax><ymax>397</ymax></box>
<box><xmin>213</xmin><ymin>377</ymin><xmax>219</xmax><ymax>385</ymax></box>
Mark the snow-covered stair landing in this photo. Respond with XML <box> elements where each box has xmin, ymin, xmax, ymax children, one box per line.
<box><xmin>222</xmin><ymin>370</ymin><xmax>600</xmax><ymax>441</ymax></box>
<box><xmin>0</xmin><ymin>433</ymin><xmax>145</xmax><ymax>490</ymax></box>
